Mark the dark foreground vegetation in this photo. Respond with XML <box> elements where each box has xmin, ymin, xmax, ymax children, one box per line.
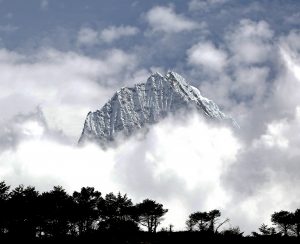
<box><xmin>0</xmin><ymin>181</ymin><xmax>300</xmax><ymax>243</ymax></box>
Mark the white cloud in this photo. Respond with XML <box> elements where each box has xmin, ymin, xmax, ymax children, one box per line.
<box><xmin>189</xmin><ymin>0</ymin><xmax>230</xmax><ymax>11</ymax></box>
<box><xmin>100</xmin><ymin>25</ymin><xmax>139</xmax><ymax>43</ymax></box>
<box><xmin>226</xmin><ymin>19</ymin><xmax>274</xmax><ymax>65</ymax></box>
<box><xmin>216</xmin><ymin>29</ymin><xmax>300</xmax><ymax>232</ymax></box>
<box><xmin>266</xmin><ymin>30</ymin><xmax>300</xmax><ymax>119</ymax></box>
<box><xmin>0</xmin><ymin>48</ymin><xmax>143</xmax><ymax>140</ymax></box>
<box><xmin>0</xmin><ymin>113</ymin><xmax>241</xmax><ymax>231</ymax></box>
<box><xmin>279</xmin><ymin>30</ymin><xmax>300</xmax><ymax>82</ymax></box>
<box><xmin>145</xmin><ymin>6</ymin><xmax>199</xmax><ymax>33</ymax></box>
<box><xmin>285</xmin><ymin>12</ymin><xmax>300</xmax><ymax>24</ymax></box>
<box><xmin>223</xmin><ymin>106</ymin><xmax>300</xmax><ymax>231</ymax></box>
<box><xmin>188</xmin><ymin>24</ymin><xmax>300</xmax><ymax>146</ymax></box>
<box><xmin>5</xmin><ymin>106</ymin><xmax>300</xmax><ymax>234</ymax></box>
<box><xmin>254</xmin><ymin>120</ymin><xmax>290</xmax><ymax>149</ymax></box>
<box><xmin>189</xmin><ymin>20</ymin><xmax>276</xmax><ymax>123</ymax></box>
<box><xmin>77</xmin><ymin>25</ymin><xmax>139</xmax><ymax>46</ymax></box>
<box><xmin>187</xmin><ymin>41</ymin><xmax>228</xmax><ymax>73</ymax></box>
<box><xmin>77</xmin><ymin>27</ymin><xmax>99</xmax><ymax>46</ymax></box>
<box><xmin>231</xmin><ymin>66</ymin><xmax>269</xmax><ymax>99</ymax></box>
<box><xmin>280</xmin><ymin>48</ymin><xmax>300</xmax><ymax>81</ymax></box>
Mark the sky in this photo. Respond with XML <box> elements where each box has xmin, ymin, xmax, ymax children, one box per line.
<box><xmin>0</xmin><ymin>0</ymin><xmax>300</xmax><ymax>234</ymax></box>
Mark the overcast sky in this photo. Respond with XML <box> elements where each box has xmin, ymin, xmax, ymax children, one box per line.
<box><xmin>0</xmin><ymin>0</ymin><xmax>300</xmax><ymax>234</ymax></box>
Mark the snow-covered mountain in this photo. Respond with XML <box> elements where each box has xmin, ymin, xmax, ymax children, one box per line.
<box><xmin>79</xmin><ymin>71</ymin><xmax>238</xmax><ymax>146</ymax></box>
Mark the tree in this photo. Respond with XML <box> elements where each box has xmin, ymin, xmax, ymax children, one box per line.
<box><xmin>0</xmin><ymin>181</ymin><xmax>10</xmax><ymax>235</ymax></box>
<box><xmin>136</xmin><ymin>199</ymin><xmax>168</xmax><ymax>233</ymax></box>
<box><xmin>221</xmin><ymin>226</ymin><xmax>244</xmax><ymax>237</ymax></box>
<box><xmin>291</xmin><ymin>209</ymin><xmax>300</xmax><ymax>237</ymax></box>
<box><xmin>187</xmin><ymin>209</ymin><xmax>228</xmax><ymax>234</ymax></box>
<box><xmin>40</xmin><ymin>186</ymin><xmax>75</xmax><ymax>238</ymax></box>
<box><xmin>7</xmin><ymin>185</ymin><xmax>40</xmax><ymax>238</ymax></box>
<box><xmin>252</xmin><ymin>223</ymin><xmax>280</xmax><ymax>238</ymax></box>
<box><xmin>73</xmin><ymin>187</ymin><xmax>102</xmax><ymax>235</ymax></box>
<box><xmin>186</xmin><ymin>218</ymin><xmax>195</xmax><ymax>232</ymax></box>
<box><xmin>98</xmin><ymin>192</ymin><xmax>139</xmax><ymax>232</ymax></box>
<box><xmin>188</xmin><ymin>212</ymin><xmax>210</xmax><ymax>232</ymax></box>
<box><xmin>207</xmin><ymin>209</ymin><xmax>229</xmax><ymax>233</ymax></box>
<box><xmin>0</xmin><ymin>181</ymin><xmax>9</xmax><ymax>200</ymax></box>
<box><xmin>259</xmin><ymin>223</ymin><xmax>276</xmax><ymax>236</ymax></box>
<box><xmin>271</xmin><ymin>211</ymin><xmax>293</xmax><ymax>236</ymax></box>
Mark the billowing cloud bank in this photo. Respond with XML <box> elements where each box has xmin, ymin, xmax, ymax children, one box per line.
<box><xmin>1</xmin><ymin>107</ymin><xmax>300</xmax><ymax>233</ymax></box>
<box><xmin>0</xmin><ymin>113</ymin><xmax>241</xmax><ymax>231</ymax></box>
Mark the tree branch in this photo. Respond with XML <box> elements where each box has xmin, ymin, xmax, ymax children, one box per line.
<box><xmin>215</xmin><ymin>218</ymin><xmax>230</xmax><ymax>233</ymax></box>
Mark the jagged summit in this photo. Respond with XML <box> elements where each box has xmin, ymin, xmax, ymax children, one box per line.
<box><xmin>79</xmin><ymin>71</ymin><xmax>238</xmax><ymax>146</ymax></box>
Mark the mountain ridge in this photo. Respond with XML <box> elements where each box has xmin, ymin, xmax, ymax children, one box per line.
<box><xmin>79</xmin><ymin>71</ymin><xmax>238</xmax><ymax>146</ymax></box>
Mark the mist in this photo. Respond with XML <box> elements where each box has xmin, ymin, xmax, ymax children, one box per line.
<box><xmin>0</xmin><ymin>113</ymin><xmax>241</xmax><ymax>230</ymax></box>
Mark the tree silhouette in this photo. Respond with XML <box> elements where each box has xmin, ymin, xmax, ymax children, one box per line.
<box><xmin>7</xmin><ymin>181</ymin><xmax>300</xmax><ymax>242</ymax></box>
<box><xmin>290</xmin><ymin>209</ymin><xmax>300</xmax><ymax>237</ymax></box>
<box><xmin>271</xmin><ymin>210</ymin><xmax>293</xmax><ymax>236</ymax></box>
<box><xmin>260</xmin><ymin>223</ymin><xmax>276</xmax><ymax>236</ymax></box>
<box><xmin>0</xmin><ymin>181</ymin><xmax>10</xmax><ymax>235</ymax></box>
<box><xmin>207</xmin><ymin>210</ymin><xmax>221</xmax><ymax>232</ymax></box>
<box><xmin>7</xmin><ymin>185</ymin><xmax>40</xmax><ymax>238</ymax></box>
<box><xmin>221</xmin><ymin>226</ymin><xmax>243</xmax><ymax>237</ymax></box>
<box><xmin>136</xmin><ymin>199</ymin><xmax>168</xmax><ymax>233</ymax></box>
<box><xmin>186</xmin><ymin>218</ymin><xmax>194</xmax><ymax>232</ymax></box>
<box><xmin>40</xmin><ymin>186</ymin><xmax>75</xmax><ymax>238</ymax></box>
<box><xmin>0</xmin><ymin>181</ymin><xmax>9</xmax><ymax>200</ymax></box>
<box><xmin>187</xmin><ymin>212</ymin><xmax>210</xmax><ymax>232</ymax></box>
<box><xmin>73</xmin><ymin>187</ymin><xmax>102</xmax><ymax>235</ymax></box>
<box><xmin>98</xmin><ymin>192</ymin><xmax>139</xmax><ymax>232</ymax></box>
<box><xmin>187</xmin><ymin>209</ymin><xmax>228</xmax><ymax>234</ymax></box>
<box><xmin>207</xmin><ymin>209</ymin><xmax>229</xmax><ymax>233</ymax></box>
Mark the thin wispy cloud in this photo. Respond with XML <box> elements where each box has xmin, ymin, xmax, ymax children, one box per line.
<box><xmin>77</xmin><ymin>25</ymin><xmax>139</xmax><ymax>46</ymax></box>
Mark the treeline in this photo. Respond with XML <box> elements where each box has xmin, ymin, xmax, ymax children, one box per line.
<box><xmin>253</xmin><ymin>210</ymin><xmax>300</xmax><ymax>238</ymax></box>
<box><xmin>0</xmin><ymin>181</ymin><xmax>300</xmax><ymax>243</ymax></box>
<box><xmin>0</xmin><ymin>181</ymin><xmax>168</xmax><ymax>240</ymax></box>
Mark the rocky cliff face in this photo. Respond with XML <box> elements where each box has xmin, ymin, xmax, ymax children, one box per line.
<box><xmin>79</xmin><ymin>71</ymin><xmax>238</xmax><ymax>146</ymax></box>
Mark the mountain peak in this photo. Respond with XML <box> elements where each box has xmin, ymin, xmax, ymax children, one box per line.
<box><xmin>79</xmin><ymin>71</ymin><xmax>238</xmax><ymax>147</ymax></box>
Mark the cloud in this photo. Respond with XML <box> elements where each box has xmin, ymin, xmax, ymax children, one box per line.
<box><xmin>100</xmin><ymin>25</ymin><xmax>139</xmax><ymax>43</ymax></box>
<box><xmin>0</xmin><ymin>47</ymin><xmax>147</xmax><ymax>141</ymax></box>
<box><xmin>77</xmin><ymin>25</ymin><xmax>139</xmax><ymax>46</ymax></box>
<box><xmin>231</xmin><ymin>66</ymin><xmax>270</xmax><ymax>99</ymax></box>
<box><xmin>0</xmin><ymin>112</ymin><xmax>241</xmax><ymax>231</ymax></box>
<box><xmin>77</xmin><ymin>27</ymin><xmax>99</xmax><ymax>46</ymax></box>
<box><xmin>280</xmin><ymin>48</ymin><xmax>300</xmax><ymax>81</ymax></box>
<box><xmin>186</xmin><ymin>20</ymin><xmax>277</xmax><ymax>129</ymax></box>
<box><xmin>187</xmin><ymin>41</ymin><xmax>228</xmax><ymax>73</ymax></box>
<box><xmin>188</xmin><ymin>0</ymin><xmax>230</xmax><ymax>11</ymax></box>
<box><xmin>40</xmin><ymin>0</ymin><xmax>48</xmax><ymax>10</ymax></box>
<box><xmin>0</xmin><ymin>107</ymin><xmax>69</xmax><ymax>153</ymax></box>
<box><xmin>145</xmin><ymin>5</ymin><xmax>199</xmax><ymax>33</ymax></box>
<box><xmin>4</xmin><ymin>103</ymin><xmax>300</xmax><ymax>234</ymax></box>
<box><xmin>222</xmin><ymin>106</ymin><xmax>300</xmax><ymax>231</ymax></box>
<box><xmin>279</xmin><ymin>30</ymin><xmax>300</xmax><ymax>81</ymax></box>
<box><xmin>285</xmin><ymin>12</ymin><xmax>300</xmax><ymax>24</ymax></box>
<box><xmin>0</xmin><ymin>24</ymin><xmax>18</xmax><ymax>32</ymax></box>
<box><xmin>216</xmin><ymin>29</ymin><xmax>300</xmax><ymax>231</ymax></box>
<box><xmin>226</xmin><ymin>19</ymin><xmax>274</xmax><ymax>65</ymax></box>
